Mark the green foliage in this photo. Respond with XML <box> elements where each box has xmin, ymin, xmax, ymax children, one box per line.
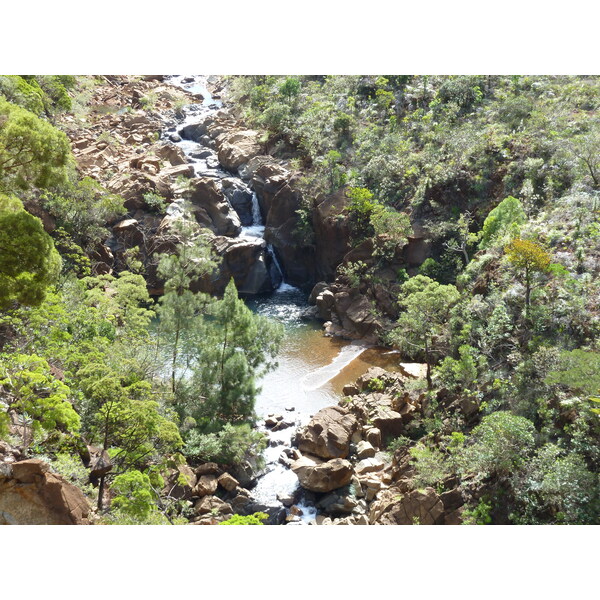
<box><xmin>191</xmin><ymin>279</ymin><xmax>283</xmax><ymax>425</ymax></box>
<box><xmin>111</xmin><ymin>470</ymin><xmax>157</xmax><ymax>520</ymax></box>
<box><xmin>42</xmin><ymin>176</ymin><xmax>126</xmax><ymax>249</ymax></box>
<box><xmin>0</xmin><ymin>194</ymin><xmax>61</xmax><ymax>310</ymax></box>
<box><xmin>184</xmin><ymin>423</ymin><xmax>266</xmax><ymax>466</ymax></box>
<box><xmin>390</xmin><ymin>275</ymin><xmax>461</xmax><ymax>388</ymax></box>
<box><xmin>220</xmin><ymin>511</ymin><xmax>269</xmax><ymax>525</ymax></box>
<box><xmin>0</xmin><ymin>76</ymin><xmax>74</xmax><ymax>116</ymax></box>
<box><xmin>511</xmin><ymin>443</ymin><xmax>598</xmax><ymax>524</ymax></box>
<box><xmin>337</xmin><ymin>260</ymin><xmax>368</xmax><ymax>288</ymax></box>
<box><xmin>0</xmin><ymin>97</ymin><xmax>71</xmax><ymax>191</ymax></box>
<box><xmin>545</xmin><ymin>349</ymin><xmax>600</xmax><ymax>399</ymax></box>
<box><xmin>462</xmin><ymin>498</ymin><xmax>493</xmax><ymax>525</ymax></box>
<box><xmin>279</xmin><ymin>77</ymin><xmax>301</xmax><ymax>102</ymax></box>
<box><xmin>409</xmin><ymin>442</ymin><xmax>450</xmax><ymax>489</ymax></box>
<box><xmin>142</xmin><ymin>191</ymin><xmax>168</xmax><ymax>214</ymax></box>
<box><xmin>458</xmin><ymin>411</ymin><xmax>536</xmax><ymax>480</ymax></box>
<box><xmin>345</xmin><ymin>187</ymin><xmax>377</xmax><ymax>238</ymax></box>
<box><xmin>0</xmin><ymin>353</ymin><xmax>80</xmax><ymax>437</ymax></box>
<box><xmin>435</xmin><ymin>345</ymin><xmax>486</xmax><ymax>392</ymax></box>
<box><xmin>479</xmin><ymin>196</ymin><xmax>527</xmax><ymax>250</ymax></box>
<box><xmin>367</xmin><ymin>377</ymin><xmax>385</xmax><ymax>392</ymax></box>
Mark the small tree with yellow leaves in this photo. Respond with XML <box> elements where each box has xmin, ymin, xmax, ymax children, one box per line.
<box><xmin>504</xmin><ymin>238</ymin><xmax>551</xmax><ymax>317</ymax></box>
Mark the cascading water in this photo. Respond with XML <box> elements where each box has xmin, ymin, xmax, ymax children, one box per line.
<box><xmin>165</xmin><ymin>76</ymin><xmax>373</xmax><ymax>524</ymax></box>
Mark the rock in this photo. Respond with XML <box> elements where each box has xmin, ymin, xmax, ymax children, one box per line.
<box><xmin>217</xmin><ymin>472</ymin><xmax>239</xmax><ymax>492</ymax></box>
<box><xmin>365</xmin><ymin>428</ymin><xmax>382</xmax><ymax>449</ymax></box>
<box><xmin>211</xmin><ymin>235</ymin><xmax>281</xmax><ymax>295</ymax></box>
<box><xmin>342</xmin><ymin>383</ymin><xmax>360</xmax><ymax>397</ymax></box>
<box><xmin>271</xmin><ymin>420</ymin><xmax>293</xmax><ymax>432</ymax></box>
<box><xmin>398</xmin><ymin>363</ymin><xmax>428</xmax><ymax>379</ymax></box>
<box><xmin>291</xmin><ymin>455</ymin><xmax>353</xmax><ymax>493</ymax></box>
<box><xmin>440</xmin><ymin>488</ymin><xmax>465</xmax><ymax>512</ymax></box>
<box><xmin>356</xmin><ymin>367</ymin><xmax>389</xmax><ymax>392</ymax></box>
<box><xmin>10</xmin><ymin>459</ymin><xmax>49</xmax><ymax>483</ymax></box>
<box><xmin>195</xmin><ymin>463</ymin><xmax>221</xmax><ymax>476</ymax></box>
<box><xmin>169</xmin><ymin>133</ymin><xmax>182</xmax><ymax>143</ymax></box>
<box><xmin>370</xmin><ymin>487</ymin><xmax>445</xmax><ymax>525</ymax></box>
<box><xmin>315</xmin><ymin>289</ymin><xmax>336</xmax><ymax>320</ymax></box>
<box><xmin>277</xmin><ymin>491</ymin><xmax>297</xmax><ymax>507</ymax></box>
<box><xmin>87</xmin><ymin>446</ymin><xmax>112</xmax><ymax>484</ymax></box>
<box><xmin>355</xmin><ymin>457</ymin><xmax>385</xmax><ymax>476</ymax></box>
<box><xmin>317</xmin><ymin>489</ymin><xmax>358</xmax><ymax>515</ymax></box>
<box><xmin>112</xmin><ymin>218</ymin><xmax>144</xmax><ymax>247</ymax></box>
<box><xmin>221</xmin><ymin>178</ymin><xmax>254</xmax><ymax>226</ymax></box>
<box><xmin>295</xmin><ymin>406</ymin><xmax>358</xmax><ymax>460</ymax></box>
<box><xmin>0</xmin><ymin>459</ymin><xmax>91</xmax><ymax>525</ymax></box>
<box><xmin>216</xmin><ymin>130</ymin><xmax>262</xmax><ymax>172</ymax></box>
<box><xmin>155</xmin><ymin>142</ymin><xmax>188</xmax><ymax>166</ymax></box>
<box><xmin>372</xmin><ymin>406</ymin><xmax>405</xmax><ymax>438</ymax></box>
<box><xmin>162</xmin><ymin>464</ymin><xmax>197</xmax><ymax>500</ymax></box>
<box><xmin>194</xmin><ymin>495</ymin><xmax>233</xmax><ymax>516</ymax></box>
<box><xmin>356</xmin><ymin>440</ymin><xmax>376</xmax><ymax>459</ymax></box>
<box><xmin>192</xmin><ymin>475</ymin><xmax>218</xmax><ymax>498</ymax></box>
<box><xmin>265</xmin><ymin>416</ymin><xmax>279</xmax><ymax>428</ymax></box>
<box><xmin>187</xmin><ymin>178</ymin><xmax>241</xmax><ymax>237</ymax></box>
<box><xmin>309</xmin><ymin>282</ymin><xmax>329</xmax><ymax>305</ymax></box>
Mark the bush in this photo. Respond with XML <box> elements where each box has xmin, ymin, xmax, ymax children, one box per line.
<box><xmin>458</xmin><ymin>411</ymin><xmax>536</xmax><ymax>480</ymax></box>
<box><xmin>220</xmin><ymin>512</ymin><xmax>269</xmax><ymax>525</ymax></box>
<box><xmin>184</xmin><ymin>423</ymin><xmax>266</xmax><ymax>466</ymax></box>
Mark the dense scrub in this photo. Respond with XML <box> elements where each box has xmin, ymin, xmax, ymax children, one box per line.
<box><xmin>1</xmin><ymin>75</ymin><xmax>599</xmax><ymax>524</ymax></box>
<box><xmin>228</xmin><ymin>75</ymin><xmax>600</xmax><ymax>524</ymax></box>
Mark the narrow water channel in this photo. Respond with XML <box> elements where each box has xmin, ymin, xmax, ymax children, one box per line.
<box><xmin>165</xmin><ymin>76</ymin><xmax>403</xmax><ymax>523</ymax></box>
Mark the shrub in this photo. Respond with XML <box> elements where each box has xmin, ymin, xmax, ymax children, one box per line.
<box><xmin>458</xmin><ymin>411</ymin><xmax>536</xmax><ymax>480</ymax></box>
<box><xmin>220</xmin><ymin>512</ymin><xmax>269</xmax><ymax>525</ymax></box>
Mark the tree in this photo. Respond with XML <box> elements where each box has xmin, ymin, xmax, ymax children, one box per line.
<box><xmin>569</xmin><ymin>128</ymin><xmax>600</xmax><ymax>189</ymax></box>
<box><xmin>458</xmin><ymin>411</ymin><xmax>536</xmax><ymax>481</ymax></box>
<box><xmin>504</xmin><ymin>238</ymin><xmax>551</xmax><ymax>317</ymax></box>
<box><xmin>369</xmin><ymin>202</ymin><xmax>412</xmax><ymax>261</ymax></box>
<box><xmin>42</xmin><ymin>177</ymin><xmax>126</xmax><ymax>249</ymax></box>
<box><xmin>444</xmin><ymin>211</ymin><xmax>478</xmax><ymax>265</ymax></box>
<box><xmin>390</xmin><ymin>275</ymin><xmax>461</xmax><ymax>388</ymax></box>
<box><xmin>190</xmin><ymin>279</ymin><xmax>283</xmax><ymax>426</ymax></box>
<box><xmin>155</xmin><ymin>214</ymin><xmax>220</xmax><ymax>397</ymax></box>
<box><xmin>545</xmin><ymin>349</ymin><xmax>600</xmax><ymax>400</ymax></box>
<box><xmin>77</xmin><ymin>361</ymin><xmax>182</xmax><ymax>511</ymax></box>
<box><xmin>0</xmin><ymin>97</ymin><xmax>71</xmax><ymax>191</ymax></box>
<box><xmin>279</xmin><ymin>77</ymin><xmax>301</xmax><ymax>103</ymax></box>
<box><xmin>0</xmin><ymin>194</ymin><xmax>61</xmax><ymax>310</ymax></box>
<box><xmin>479</xmin><ymin>196</ymin><xmax>526</xmax><ymax>250</ymax></box>
<box><xmin>0</xmin><ymin>353</ymin><xmax>80</xmax><ymax>442</ymax></box>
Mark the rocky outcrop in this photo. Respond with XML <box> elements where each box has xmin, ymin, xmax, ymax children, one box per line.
<box><xmin>294</xmin><ymin>406</ymin><xmax>358</xmax><ymax>460</ymax></box>
<box><xmin>369</xmin><ymin>486</ymin><xmax>445</xmax><ymax>525</ymax></box>
<box><xmin>186</xmin><ymin>178</ymin><xmax>242</xmax><ymax>237</ymax></box>
<box><xmin>211</xmin><ymin>236</ymin><xmax>282</xmax><ymax>295</ymax></box>
<box><xmin>249</xmin><ymin>158</ymin><xmax>317</xmax><ymax>288</ymax></box>
<box><xmin>291</xmin><ymin>455</ymin><xmax>354</xmax><ymax>493</ymax></box>
<box><xmin>0</xmin><ymin>459</ymin><xmax>91</xmax><ymax>525</ymax></box>
<box><xmin>216</xmin><ymin>130</ymin><xmax>262</xmax><ymax>172</ymax></box>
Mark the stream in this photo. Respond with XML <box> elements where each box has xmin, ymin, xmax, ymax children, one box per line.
<box><xmin>164</xmin><ymin>76</ymin><xmax>402</xmax><ymax>524</ymax></box>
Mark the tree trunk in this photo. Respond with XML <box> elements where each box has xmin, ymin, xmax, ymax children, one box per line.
<box><xmin>97</xmin><ymin>474</ymin><xmax>105</xmax><ymax>512</ymax></box>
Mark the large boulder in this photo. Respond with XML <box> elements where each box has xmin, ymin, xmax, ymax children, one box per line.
<box><xmin>291</xmin><ymin>455</ymin><xmax>353</xmax><ymax>493</ymax></box>
<box><xmin>210</xmin><ymin>236</ymin><xmax>282</xmax><ymax>295</ymax></box>
<box><xmin>187</xmin><ymin>178</ymin><xmax>241</xmax><ymax>237</ymax></box>
<box><xmin>216</xmin><ymin>130</ymin><xmax>262</xmax><ymax>172</ymax></box>
<box><xmin>369</xmin><ymin>486</ymin><xmax>445</xmax><ymax>525</ymax></box>
<box><xmin>0</xmin><ymin>459</ymin><xmax>91</xmax><ymax>525</ymax></box>
<box><xmin>295</xmin><ymin>406</ymin><xmax>358</xmax><ymax>460</ymax></box>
